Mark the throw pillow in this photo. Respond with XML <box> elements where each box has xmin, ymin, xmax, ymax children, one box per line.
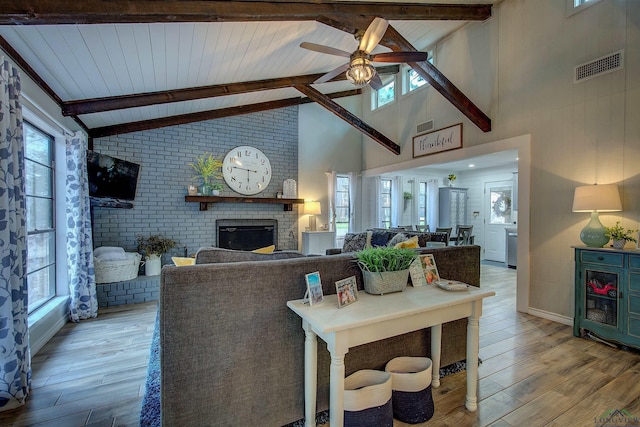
<box><xmin>342</xmin><ymin>233</ymin><xmax>368</xmax><ymax>253</ymax></box>
<box><xmin>172</xmin><ymin>257</ymin><xmax>196</xmax><ymax>266</ymax></box>
<box><xmin>395</xmin><ymin>235</ymin><xmax>419</xmax><ymax>249</ymax></box>
<box><xmin>387</xmin><ymin>233</ymin><xmax>408</xmax><ymax>247</ymax></box>
<box><xmin>370</xmin><ymin>230</ymin><xmax>393</xmax><ymax>247</ymax></box>
<box><xmin>252</xmin><ymin>245</ymin><xmax>275</xmax><ymax>254</ymax></box>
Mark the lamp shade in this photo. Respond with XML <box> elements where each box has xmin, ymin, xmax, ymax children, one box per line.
<box><xmin>572</xmin><ymin>184</ymin><xmax>622</xmax><ymax>212</ymax></box>
<box><xmin>303</xmin><ymin>201</ymin><xmax>321</xmax><ymax>215</ymax></box>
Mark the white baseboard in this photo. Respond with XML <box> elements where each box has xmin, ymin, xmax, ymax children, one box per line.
<box><xmin>527</xmin><ymin>307</ymin><xmax>573</xmax><ymax>326</ymax></box>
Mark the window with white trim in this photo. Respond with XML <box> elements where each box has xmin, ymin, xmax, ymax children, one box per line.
<box><xmin>380</xmin><ymin>178</ymin><xmax>392</xmax><ymax>228</ymax></box>
<box><xmin>335</xmin><ymin>175</ymin><xmax>351</xmax><ymax>245</ymax></box>
<box><xmin>25</xmin><ymin>121</ymin><xmax>56</xmax><ymax>313</ymax></box>
<box><xmin>371</xmin><ymin>78</ymin><xmax>395</xmax><ymax>110</ymax></box>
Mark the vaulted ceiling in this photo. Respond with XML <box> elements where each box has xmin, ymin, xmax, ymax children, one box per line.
<box><xmin>0</xmin><ymin>1</ymin><xmax>495</xmax><ymax>154</ymax></box>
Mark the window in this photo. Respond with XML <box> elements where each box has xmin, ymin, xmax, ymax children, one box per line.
<box><xmin>372</xmin><ymin>78</ymin><xmax>395</xmax><ymax>110</ymax></box>
<box><xmin>418</xmin><ymin>182</ymin><xmax>427</xmax><ymax>227</ymax></box>
<box><xmin>335</xmin><ymin>175</ymin><xmax>351</xmax><ymax>244</ymax></box>
<box><xmin>567</xmin><ymin>0</ymin><xmax>602</xmax><ymax>16</ymax></box>
<box><xmin>24</xmin><ymin>121</ymin><xmax>56</xmax><ymax>313</ymax></box>
<box><xmin>408</xmin><ymin>69</ymin><xmax>427</xmax><ymax>92</ymax></box>
<box><xmin>380</xmin><ymin>178</ymin><xmax>392</xmax><ymax>228</ymax></box>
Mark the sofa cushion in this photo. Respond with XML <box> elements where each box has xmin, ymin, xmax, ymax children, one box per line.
<box><xmin>370</xmin><ymin>229</ymin><xmax>394</xmax><ymax>247</ymax></box>
<box><xmin>342</xmin><ymin>232</ymin><xmax>370</xmax><ymax>253</ymax></box>
<box><xmin>387</xmin><ymin>232</ymin><xmax>408</xmax><ymax>247</ymax></box>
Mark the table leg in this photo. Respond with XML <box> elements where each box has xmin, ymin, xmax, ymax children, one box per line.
<box><xmin>465</xmin><ymin>302</ymin><xmax>481</xmax><ymax>412</ymax></box>
<box><xmin>304</xmin><ymin>323</ymin><xmax>318</xmax><ymax>427</ymax></box>
<box><xmin>329</xmin><ymin>352</ymin><xmax>346</xmax><ymax>427</ymax></box>
<box><xmin>430</xmin><ymin>323</ymin><xmax>442</xmax><ymax>388</ymax></box>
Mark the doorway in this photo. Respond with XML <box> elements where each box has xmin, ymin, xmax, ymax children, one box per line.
<box><xmin>484</xmin><ymin>180</ymin><xmax>514</xmax><ymax>263</ymax></box>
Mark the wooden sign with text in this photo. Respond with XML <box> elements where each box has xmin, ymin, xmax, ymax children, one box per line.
<box><xmin>413</xmin><ymin>123</ymin><xmax>463</xmax><ymax>158</ymax></box>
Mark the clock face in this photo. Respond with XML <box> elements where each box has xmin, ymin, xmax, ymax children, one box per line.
<box><xmin>222</xmin><ymin>146</ymin><xmax>272</xmax><ymax>195</ymax></box>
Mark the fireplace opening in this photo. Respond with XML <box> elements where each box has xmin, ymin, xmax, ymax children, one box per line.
<box><xmin>216</xmin><ymin>219</ymin><xmax>278</xmax><ymax>251</ymax></box>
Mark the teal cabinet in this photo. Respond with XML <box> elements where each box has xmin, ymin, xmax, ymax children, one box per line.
<box><xmin>574</xmin><ymin>247</ymin><xmax>640</xmax><ymax>349</ymax></box>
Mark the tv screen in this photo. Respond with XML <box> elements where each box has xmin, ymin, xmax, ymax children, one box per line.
<box><xmin>87</xmin><ymin>151</ymin><xmax>140</xmax><ymax>202</ymax></box>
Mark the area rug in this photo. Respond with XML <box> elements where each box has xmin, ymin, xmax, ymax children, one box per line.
<box><xmin>139</xmin><ymin>313</ymin><xmax>478</xmax><ymax>427</ymax></box>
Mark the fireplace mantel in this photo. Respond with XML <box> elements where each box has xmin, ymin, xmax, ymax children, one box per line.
<box><xmin>185</xmin><ymin>195</ymin><xmax>304</xmax><ymax>211</ymax></box>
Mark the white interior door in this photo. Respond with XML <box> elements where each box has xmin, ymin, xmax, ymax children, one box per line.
<box><xmin>483</xmin><ymin>181</ymin><xmax>514</xmax><ymax>262</ymax></box>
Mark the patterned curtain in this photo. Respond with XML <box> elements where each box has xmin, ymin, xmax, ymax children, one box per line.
<box><xmin>0</xmin><ymin>57</ymin><xmax>31</xmax><ymax>411</ymax></box>
<box><xmin>66</xmin><ymin>132</ymin><xmax>97</xmax><ymax>322</ymax></box>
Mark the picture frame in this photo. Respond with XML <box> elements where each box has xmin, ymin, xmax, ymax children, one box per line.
<box><xmin>409</xmin><ymin>258</ymin><xmax>427</xmax><ymax>287</ymax></box>
<box><xmin>335</xmin><ymin>276</ymin><xmax>359</xmax><ymax>308</ymax></box>
<box><xmin>419</xmin><ymin>254</ymin><xmax>440</xmax><ymax>285</ymax></box>
<box><xmin>305</xmin><ymin>271</ymin><xmax>324</xmax><ymax>306</ymax></box>
<box><xmin>412</xmin><ymin>123</ymin><xmax>463</xmax><ymax>158</ymax></box>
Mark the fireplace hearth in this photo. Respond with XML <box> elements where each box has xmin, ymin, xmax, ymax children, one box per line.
<box><xmin>216</xmin><ymin>219</ymin><xmax>278</xmax><ymax>251</ymax></box>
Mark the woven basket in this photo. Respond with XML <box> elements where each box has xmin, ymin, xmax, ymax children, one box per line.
<box><xmin>362</xmin><ymin>269</ymin><xmax>409</xmax><ymax>295</ymax></box>
<box><xmin>385</xmin><ymin>357</ymin><xmax>434</xmax><ymax>424</ymax></box>
<box><xmin>95</xmin><ymin>252</ymin><xmax>142</xmax><ymax>284</ymax></box>
<box><xmin>344</xmin><ymin>370</ymin><xmax>393</xmax><ymax>427</ymax></box>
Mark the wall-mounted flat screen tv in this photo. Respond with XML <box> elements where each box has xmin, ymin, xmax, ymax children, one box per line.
<box><xmin>87</xmin><ymin>151</ymin><xmax>140</xmax><ymax>202</ymax></box>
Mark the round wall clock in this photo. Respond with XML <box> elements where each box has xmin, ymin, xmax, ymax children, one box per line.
<box><xmin>222</xmin><ymin>146</ymin><xmax>272</xmax><ymax>195</ymax></box>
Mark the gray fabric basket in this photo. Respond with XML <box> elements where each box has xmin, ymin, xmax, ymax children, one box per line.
<box><xmin>385</xmin><ymin>357</ymin><xmax>435</xmax><ymax>424</ymax></box>
<box><xmin>344</xmin><ymin>370</ymin><xmax>393</xmax><ymax>427</ymax></box>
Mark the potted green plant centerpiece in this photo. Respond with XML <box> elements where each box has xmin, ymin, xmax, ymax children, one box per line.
<box><xmin>137</xmin><ymin>234</ymin><xmax>177</xmax><ymax>276</ymax></box>
<box><xmin>354</xmin><ymin>247</ymin><xmax>417</xmax><ymax>295</ymax></box>
<box><xmin>189</xmin><ymin>152</ymin><xmax>223</xmax><ymax>196</ymax></box>
<box><xmin>604</xmin><ymin>221</ymin><xmax>638</xmax><ymax>249</ymax></box>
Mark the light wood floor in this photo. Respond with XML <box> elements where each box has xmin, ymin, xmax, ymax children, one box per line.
<box><xmin>2</xmin><ymin>264</ymin><xmax>640</xmax><ymax>426</ymax></box>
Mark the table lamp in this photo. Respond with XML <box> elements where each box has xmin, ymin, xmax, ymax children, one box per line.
<box><xmin>572</xmin><ymin>184</ymin><xmax>622</xmax><ymax>247</ymax></box>
<box><xmin>303</xmin><ymin>201</ymin><xmax>321</xmax><ymax>232</ymax></box>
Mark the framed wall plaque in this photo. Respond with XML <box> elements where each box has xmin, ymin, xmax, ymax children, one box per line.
<box><xmin>413</xmin><ymin>123</ymin><xmax>463</xmax><ymax>158</ymax></box>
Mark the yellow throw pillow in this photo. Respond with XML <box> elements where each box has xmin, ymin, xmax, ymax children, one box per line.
<box><xmin>252</xmin><ymin>245</ymin><xmax>275</xmax><ymax>254</ymax></box>
<box><xmin>172</xmin><ymin>257</ymin><xmax>196</xmax><ymax>266</ymax></box>
<box><xmin>394</xmin><ymin>235</ymin><xmax>419</xmax><ymax>249</ymax></box>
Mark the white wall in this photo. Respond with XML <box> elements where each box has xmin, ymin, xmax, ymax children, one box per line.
<box><xmin>298</xmin><ymin>97</ymin><xmax>363</xmax><ymax>244</ymax></box>
<box><xmin>358</xmin><ymin>0</ymin><xmax>640</xmax><ymax>319</ymax></box>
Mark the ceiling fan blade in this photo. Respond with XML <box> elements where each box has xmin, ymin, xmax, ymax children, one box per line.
<box><xmin>371</xmin><ymin>51</ymin><xmax>429</xmax><ymax>63</ymax></box>
<box><xmin>300</xmin><ymin>42</ymin><xmax>351</xmax><ymax>58</ymax></box>
<box><xmin>359</xmin><ymin>17</ymin><xmax>389</xmax><ymax>54</ymax></box>
<box><xmin>314</xmin><ymin>63</ymin><xmax>350</xmax><ymax>84</ymax></box>
<box><xmin>369</xmin><ymin>72</ymin><xmax>384</xmax><ymax>91</ymax></box>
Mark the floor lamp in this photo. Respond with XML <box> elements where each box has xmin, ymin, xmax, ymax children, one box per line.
<box><xmin>572</xmin><ymin>184</ymin><xmax>622</xmax><ymax>247</ymax></box>
<box><xmin>304</xmin><ymin>201</ymin><xmax>321</xmax><ymax>232</ymax></box>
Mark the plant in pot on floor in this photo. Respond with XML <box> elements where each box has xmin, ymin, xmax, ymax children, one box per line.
<box><xmin>137</xmin><ymin>235</ymin><xmax>177</xmax><ymax>276</ymax></box>
<box><xmin>604</xmin><ymin>221</ymin><xmax>638</xmax><ymax>249</ymax></box>
<box><xmin>354</xmin><ymin>246</ymin><xmax>417</xmax><ymax>295</ymax></box>
<box><xmin>189</xmin><ymin>152</ymin><xmax>223</xmax><ymax>196</ymax></box>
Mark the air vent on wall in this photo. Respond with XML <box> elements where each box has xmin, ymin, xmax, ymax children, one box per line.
<box><xmin>416</xmin><ymin>120</ymin><xmax>434</xmax><ymax>135</ymax></box>
<box><xmin>574</xmin><ymin>50</ymin><xmax>624</xmax><ymax>83</ymax></box>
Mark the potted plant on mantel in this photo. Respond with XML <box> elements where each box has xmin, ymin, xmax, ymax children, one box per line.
<box><xmin>604</xmin><ymin>221</ymin><xmax>638</xmax><ymax>249</ymax></box>
<box><xmin>189</xmin><ymin>152</ymin><xmax>223</xmax><ymax>196</ymax></box>
<box><xmin>353</xmin><ymin>247</ymin><xmax>417</xmax><ymax>295</ymax></box>
<box><xmin>137</xmin><ymin>235</ymin><xmax>177</xmax><ymax>276</ymax></box>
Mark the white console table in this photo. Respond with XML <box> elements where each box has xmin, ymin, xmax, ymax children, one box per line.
<box><xmin>301</xmin><ymin>231</ymin><xmax>336</xmax><ymax>255</ymax></box>
<box><xmin>287</xmin><ymin>284</ymin><xmax>495</xmax><ymax>427</ymax></box>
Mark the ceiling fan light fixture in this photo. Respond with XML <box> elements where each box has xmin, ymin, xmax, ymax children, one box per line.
<box><xmin>346</xmin><ymin>56</ymin><xmax>375</xmax><ymax>87</ymax></box>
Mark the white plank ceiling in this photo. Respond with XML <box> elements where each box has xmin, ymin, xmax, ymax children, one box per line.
<box><xmin>0</xmin><ymin>1</ymin><xmax>497</xmax><ymax>131</ymax></box>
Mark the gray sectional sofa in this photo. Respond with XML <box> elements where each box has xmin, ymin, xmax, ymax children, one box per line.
<box><xmin>159</xmin><ymin>245</ymin><xmax>480</xmax><ymax>426</ymax></box>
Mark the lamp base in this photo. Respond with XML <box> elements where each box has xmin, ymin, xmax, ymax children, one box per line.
<box><xmin>580</xmin><ymin>212</ymin><xmax>610</xmax><ymax>248</ymax></box>
<box><xmin>308</xmin><ymin>215</ymin><xmax>317</xmax><ymax>232</ymax></box>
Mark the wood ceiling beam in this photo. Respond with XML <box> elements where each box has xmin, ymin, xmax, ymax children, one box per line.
<box><xmin>294</xmin><ymin>84</ymin><xmax>400</xmax><ymax>155</ymax></box>
<box><xmin>63</xmin><ymin>66</ymin><xmax>399</xmax><ymax>116</ymax></box>
<box><xmin>88</xmin><ymin>89</ymin><xmax>360</xmax><ymax>139</ymax></box>
<box><xmin>1</xmin><ymin>2</ymin><xmax>492</xmax><ymax>25</ymax></box>
<box><xmin>318</xmin><ymin>16</ymin><xmax>492</xmax><ymax>132</ymax></box>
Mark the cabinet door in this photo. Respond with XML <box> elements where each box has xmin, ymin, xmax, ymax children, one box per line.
<box><xmin>583</xmin><ymin>268</ymin><xmax>620</xmax><ymax>328</ymax></box>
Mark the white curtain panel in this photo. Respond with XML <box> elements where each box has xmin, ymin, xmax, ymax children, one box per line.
<box><xmin>325</xmin><ymin>171</ymin><xmax>337</xmax><ymax>232</ymax></box>
<box><xmin>427</xmin><ymin>179</ymin><xmax>439</xmax><ymax>230</ymax></box>
<box><xmin>348</xmin><ymin>171</ymin><xmax>358</xmax><ymax>233</ymax></box>
<box><xmin>66</xmin><ymin>131</ymin><xmax>98</xmax><ymax>322</ymax></box>
<box><xmin>391</xmin><ymin>176</ymin><xmax>402</xmax><ymax>228</ymax></box>
<box><xmin>0</xmin><ymin>57</ymin><xmax>31</xmax><ymax>412</ymax></box>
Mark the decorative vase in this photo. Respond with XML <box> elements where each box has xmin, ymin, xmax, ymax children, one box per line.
<box><xmin>145</xmin><ymin>254</ymin><xmax>162</xmax><ymax>276</ymax></box>
<box><xmin>612</xmin><ymin>239</ymin><xmax>626</xmax><ymax>249</ymax></box>
<box><xmin>199</xmin><ymin>182</ymin><xmax>212</xmax><ymax>196</ymax></box>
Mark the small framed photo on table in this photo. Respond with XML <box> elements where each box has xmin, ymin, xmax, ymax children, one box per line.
<box><xmin>335</xmin><ymin>276</ymin><xmax>359</xmax><ymax>308</ymax></box>
<box><xmin>419</xmin><ymin>254</ymin><xmax>440</xmax><ymax>285</ymax></box>
<box><xmin>305</xmin><ymin>271</ymin><xmax>324</xmax><ymax>306</ymax></box>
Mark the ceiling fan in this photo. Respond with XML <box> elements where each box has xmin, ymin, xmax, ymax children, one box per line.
<box><xmin>300</xmin><ymin>17</ymin><xmax>429</xmax><ymax>90</ymax></box>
